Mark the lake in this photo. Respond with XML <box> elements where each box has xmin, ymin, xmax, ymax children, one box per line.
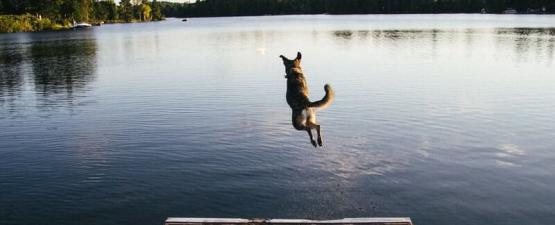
<box><xmin>1</xmin><ymin>14</ymin><xmax>555</xmax><ymax>225</ymax></box>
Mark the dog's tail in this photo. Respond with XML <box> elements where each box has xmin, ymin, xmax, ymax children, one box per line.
<box><xmin>308</xmin><ymin>84</ymin><xmax>334</xmax><ymax>110</ymax></box>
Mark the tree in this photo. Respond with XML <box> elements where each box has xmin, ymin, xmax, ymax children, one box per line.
<box><xmin>1</xmin><ymin>0</ymin><xmax>27</xmax><ymax>14</ymax></box>
<box><xmin>29</xmin><ymin>0</ymin><xmax>64</xmax><ymax>20</ymax></box>
<box><xmin>119</xmin><ymin>0</ymin><xmax>133</xmax><ymax>22</ymax></box>
<box><xmin>151</xmin><ymin>0</ymin><xmax>163</xmax><ymax>20</ymax></box>
<box><xmin>60</xmin><ymin>0</ymin><xmax>92</xmax><ymax>22</ymax></box>
<box><xmin>93</xmin><ymin>0</ymin><xmax>118</xmax><ymax>21</ymax></box>
<box><xmin>142</xmin><ymin>3</ymin><xmax>151</xmax><ymax>21</ymax></box>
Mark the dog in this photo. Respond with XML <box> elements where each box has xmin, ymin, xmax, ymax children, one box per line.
<box><xmin>279</xmin><ymin>52</ymin><xmax>334</xmax><ymax>147</ymax></box>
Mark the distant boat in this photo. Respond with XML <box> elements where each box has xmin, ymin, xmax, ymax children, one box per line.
<box><xmin>182</xmin><ymin>18</ymin><xmax>188</xmax><ymax>22</ymax></box>
<box><xmin>503</xmin><ymin>8</ymin><xmax>518</xmax><ymax>14</ymax></box>
<box><xmin>72</xmin><ymin>21</ymin><xmax>92</xmax><ymax>29</ymax></box>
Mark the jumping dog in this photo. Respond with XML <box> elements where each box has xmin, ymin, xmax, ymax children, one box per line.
<box><xmin>279</xmin><ymin>52</ymin><xmax>334</xmax><ymax>147</ymax></box>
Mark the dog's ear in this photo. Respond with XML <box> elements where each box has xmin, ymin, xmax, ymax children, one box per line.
<box><xmin>279</xmin><ymin>55</ymin><xmax>289</xmax><ymax>62</ymax></box>
<box><xmin>296</xmin><ymin>52</ymin><xmax>302</xmax><ymax>60</ymax></box>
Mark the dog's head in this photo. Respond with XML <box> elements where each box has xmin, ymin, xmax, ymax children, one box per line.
<box><xmin>279</xmin><ymin>52</ymin><xmax>302</xmax><ymax>78</ymax></box>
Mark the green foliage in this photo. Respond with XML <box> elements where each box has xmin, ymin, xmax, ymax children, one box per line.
<box><xmin>0</xmin><ymin>0</ymin><xmax>165</xmax><ymax>33</ymax></box>
<box><xmin>151</xmin><ymin>0</ymin><xmax>164</xmax><ymax>20</ymax></box>
<box><xmin>29</xmin><ymin>0</ymin><xmax>65</xmax><ymax>20</ymax></box>
<box><xmin>119</xmin><ymin>0</ymin><xmax>134</xmax><ymax>22</ymax></box>
<box><xmin>142</xmin><ymin>4</ymin><xmax>152</xmax><ymax>21</ymax></box>
<box><xmin>62</xmin><ymin>0</ymin><xmax>93</xmax><ymax>22</ymax></box>
<box><xmin>93</xmin><ymin>0</ymin><xmax>118</xmax><ymax>21</ymax></box>
<box><xmin>0</xmin><ymin>14</ymin><xmax>65</xmax><ymax>33</ymax></box>
<box><xmin>31</xmin><ymin>17</ymin><xmax>54</xmax><ymax>31</ymax></box>
<box><xmin>0</xmin><ymin>15</ymin><xmax>31</xmax><ymax>32</ymax></box>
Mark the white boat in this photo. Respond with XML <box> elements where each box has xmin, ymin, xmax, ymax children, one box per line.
<box><xmin>72</xmin><ymin>21</ymin><xmax>92</xmax><ymax>29</ymax></box>
<box><xmin>503</xmin><ymin>8</ymin><xmax>518</xmax><ymax>14</ymax></box>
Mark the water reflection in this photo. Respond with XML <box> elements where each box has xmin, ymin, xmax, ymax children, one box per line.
<box><xmin>329</xmin><ymin>28</ymin><xmax>555</xmax><ymax>63</ymax></box>
<box><xmin>492</xmin><ymin>28</ymin><xmax>555</xmax><ymax>63</ymax></box>
<box><xmin>333</xmin><ymin>30</ymin><xmax>354</xmax><ymax>40</ymax></box>
<box><xmin>0</xmin><ymin>45</ymin><xmax>24</xmax><ymax>99</ymax></box>
<box><xmin>30</xmin><ymin>38</ymin><xmax>97</xmax><ymax>99</ymax></box>
<box><xmin>0</xmin><ymin>32</ymin><xmax>97</xmax><ymax>116</ymax></box>
<box><xmin>2</xmin><ymin>16</ymin><xmax>555</xmax><ymax>225</ymax></box>
<box><xmin>0</xmin><ymin>43</ymin><xmax>26</xmax><ymax>115</ymax></box>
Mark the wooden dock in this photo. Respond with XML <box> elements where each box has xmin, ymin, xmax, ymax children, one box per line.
<box><xmin>165</xmin><ymin>217</ymin><xmax>413</xmax><ymax>225</ymax></box>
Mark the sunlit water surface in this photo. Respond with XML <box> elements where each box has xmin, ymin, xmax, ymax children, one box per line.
<box><xmin>1</xmin><ymin>15</ymin><xmax>555</xmax><ymax>225</ymax></box>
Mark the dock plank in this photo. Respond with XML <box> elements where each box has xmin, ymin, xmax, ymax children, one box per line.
<box><xmin>165</xmin><ymin>217</ymin><xmax>413</xmax><ymax>225</ymax></box>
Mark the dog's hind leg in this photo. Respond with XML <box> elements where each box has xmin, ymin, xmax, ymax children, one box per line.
<box><xmin>308</xmin><ymin>120</ymin><xmax>322</xmax><ymax>147</ymax></box>
<box><xmin>315</xmin><ymin>124</ymin><xmax>323</xmax><ymax>147</ymax></box>
<box><xmin>292</xmin><ymin>110</ymin><xmax>306</xmax><ymax>130</ymax></box>
<box><xmin>306</xmin><ymin>128</ymin><xmax>317</xmax><ymax>147</ymax></box>
<box><xmin>292</xmin><ymin>110</ymin><xmax>316</xmax><ymax>147</ymax></box>
<box><xmin>305</xmin><ymin>109</ymin><xmax>320</xmax><ymax>147</ymax></box>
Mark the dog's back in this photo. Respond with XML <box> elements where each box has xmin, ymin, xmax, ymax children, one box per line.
<box><xmin>286</xmin><ymin>68</ymin><xmax>310</xmax><ymax>111</ymax></box>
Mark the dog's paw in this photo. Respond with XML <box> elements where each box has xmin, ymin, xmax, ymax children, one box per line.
<box><xmin>311</xmin><ymin>140</ymin><xmax>318</xmax><ymax>147</ymax></box>
<box><xmin>317</xmin><ymin>138</ymin><xmax>323</xmax><ymax>147</ymax></box>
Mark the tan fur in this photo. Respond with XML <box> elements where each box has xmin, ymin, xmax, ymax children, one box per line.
<box><xmin>280</xmin><ymin>52</ymin><xmax>334</xmax><ymax>147</ymax></box>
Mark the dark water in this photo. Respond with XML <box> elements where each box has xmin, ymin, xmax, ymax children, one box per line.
<box><xmin>1</xmin><ymin>15</ymin><xmax>555</xmax><ymax>225</ymax></box>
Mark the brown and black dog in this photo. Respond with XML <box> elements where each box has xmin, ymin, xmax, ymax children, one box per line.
<box><xmin>280</xmin><ymin>52</ymin><xmax>334</xmax><ymax>147</ymax></box>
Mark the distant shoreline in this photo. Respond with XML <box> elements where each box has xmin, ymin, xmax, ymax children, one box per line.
<box><xmin>0</xmin><ymin>14</ymin><xmax>164</xmax><ymax>33</ymax></box>
<box><xmin>159</xmin><ymin>0</ymin><xmax>555</xmax><ymax>18</ymax></box>
<box><xmin>3</xmin><ymin>13</ymin><xmax>554</xmax><ymax>34</ymax></box>
<box><xmin>0</xmin><ymin>0</ymin><xmax>163</xmax><ymax>33</ymax></box>
<box><xmin>172</xmin><ymin>12</ymin><xmax>555</xmax><ymax>19</ymax></box>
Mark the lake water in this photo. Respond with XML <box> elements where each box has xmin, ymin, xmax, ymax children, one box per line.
<box><xmin>1</xmin><ymin>14</ymin><xmax>555</xmax><ymax>225</ymax></box>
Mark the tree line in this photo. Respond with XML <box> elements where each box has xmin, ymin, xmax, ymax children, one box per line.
<box><xmin>0</xmin><ymin>0</ymin><xmax>163</xmax><ymax>23</ymax></box>
<box><xmin>159</xmin><ymin>0</ymin><xmax>555</xmax><ymax>17</ymax></box>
